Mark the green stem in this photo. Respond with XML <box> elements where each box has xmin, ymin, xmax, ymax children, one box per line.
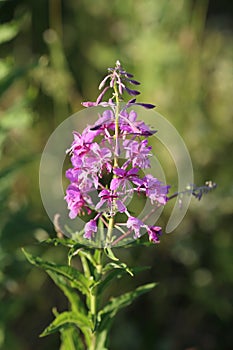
<box><xmin>90</xmin><ymin>333</ymin><xmax>96</xmax><ymax>350</ymax></box>
<box><xmin>106</xmin><ymin>83</ymin><xmax>120</xmax><ymax>245</ymax></box>
<box><xmin>80</xmin><ymin>255</ymin><xmax>91</xmax><ymax>279</ymax></box>
<box><xmin>113</xmin><ymin>82</ymin><xmax>120</xmax><ymax>168</ymax></box>
<box><xmin>88</xmin><ymin>249</ymin><xmax>104</xmax><ymax>350</ymax></box>
<box><xmin>106</xmin><ymin>216</ymin><xmax>114</xmax><ymax>246</ymax></box>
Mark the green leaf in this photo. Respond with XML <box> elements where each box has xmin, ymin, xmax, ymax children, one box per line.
<box><xmin>104</xmin><ymin>247</ymin><xmax>119</xmax><ymax>261</ymax></box>
<box><xmin>40</xmin><ymin>311</ymin><xmax>92</xmax><ymax>338</ymax></box>
<box><xmin>97</xmin><ymin>265</ymin><xmax>150</xmax><ymax>295</ymax></box>
<box><xmin>78</xmin><ymin>249</ymin><xmax>97</xmax><ymax>267</ymax></box>
<box><xmin>68</xmin><ymin>247</ymin><xmax>97</xmax><ymax>268</ymax></box>
<box><xmin>60</xmin><ymin>326</ymin><xmax>85</xmax><ymax>350</ymax></box>
<box><xmin>47</xmin><ymin>272</ymin><xmax>86</xmax><ymax>314</ymax></box>
<box><xmin>102</xmin><ymin>262</ymin><xmax>133</xmax><ymax>276</ymax></box>
<box><xmin>41</xmin><ymin>237</ymin><xmax>77</xmax><ymax>248</ymax></box>
<box><xmin>22</xmin><ymin>249</ymin><xmax>91</xmax><ymax>296</ymax></box>
<box><xmin>97</xmin><ymin>283</ymin><xmax>157</xmax><ymax>330</ymax></box>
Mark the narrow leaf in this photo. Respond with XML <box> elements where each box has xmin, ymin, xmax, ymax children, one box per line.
<box><xmin>98</xmin><ymin>265</ymin><xmax>151</xmax><ymax>295</ymax></box>
<box><xmin>22</xmin><ymin>249</ymin><xmax>90</xmax><ymax>296</ymax></box>
<box><xmin>47</xmin><ymin>272</ymin><xmax>86</xmax><ymax>314</ymax></box>
<box><xmin>102</xmin><ymin>262</ymin><xmax>133</xmax><ymax>276</ymax></box>
<box><xmin>40</xmin><ymin>311</ymin><xmax>92</xmax><ymax>337</ymax></box>
<box><xmin>77</xmin><ymin>249</ymin><xmax>97</xmax><ymax>267</ymax></box>
<box><xmin>104</xmin><ymin>247</ymin><xmax>119</xmax><ymax>261</ymax></box>
<box><xmin>41</xmin><ymin>237</ymin><xmax>77</xmax><ymax>248</ymax></box>
<box><xmin>98</xmin><ymin>283</ymin><xmax>157</xmax><ymax>329</ymax></box>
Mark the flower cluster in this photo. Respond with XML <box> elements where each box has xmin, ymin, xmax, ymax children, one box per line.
<box><xmin>65</xmin><ymin>61</ymin><xmax>170</xmax><ymax>244</ymax></box>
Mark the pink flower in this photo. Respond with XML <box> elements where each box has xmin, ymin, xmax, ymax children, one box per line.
<box><xmin>123</xmin><ymin>139</ymin><xmax>152</xmax><ymax>169</ymax></box>
<box><xmin>64</xmin><ymin>61</ymin><xmax>170</xmax><ymax>242</ymax></box>
<box><xmin>64</xmin><ymin>185</ymin><xmax>92</xmax><ymax>219</ymax></box>
<box><xmin>147</xmin><ymin>226</ymin><xmax>162</xmax><ymax>244</ymax></box>
<box><xmin>96</xmin><ymin>189</ymin><xmax>126</xmax><ymax>214</ymax></box>
<box><xmin>141</xmin><ymin>175</ymin><xmax>170</xmax><ymax>205</ymax></box>
<box><xmin>126</xmin><ymin>216</ymin><xmax>144</xmax><ymax>239</ymax></box>
<box><xmin>110</xmin><ymin>167</ymin><xmax>140</xmax><ymax>190</ymax></box>
<box><xmin>84</xmin><ymin>220</ymin><xmax>97</xmax><ymax>239</ymax></box>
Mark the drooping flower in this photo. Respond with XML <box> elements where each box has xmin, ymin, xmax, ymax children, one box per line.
<box><xmin>84</xmin><ymin>219</ymin><xmax>97</xmax><ymax>239</ymax></box>
<box><xmin>126</xmin><ymin>216</ymin><xmax>144</xmax><ymax>238</ymax></box>
<box><xmin>147</xmin><ymin>226</ymin><xmax>162</xmax><ymax>244</ymax></box>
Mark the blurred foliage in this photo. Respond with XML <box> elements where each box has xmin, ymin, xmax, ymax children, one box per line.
<box><xmin>0</xmin><ymin>0</ymin><xmax>232</xmax><ymax>349</ymax></box>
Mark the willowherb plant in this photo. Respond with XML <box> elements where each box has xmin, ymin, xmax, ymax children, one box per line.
<box><xmin>65</xmin><ymin>60</ymin><xmax>170</xmax><ymax>247</ymax></box>
<box><xmin>23</xmin><ymin>61</ymin><xmax>216</xmax><ymax>350</ymax></box>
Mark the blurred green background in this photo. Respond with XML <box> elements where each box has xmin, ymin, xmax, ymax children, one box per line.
<box><xmin>0</xmin><ymin>0</ymin><xmax>232</xmax><ymax>349</ymax></box>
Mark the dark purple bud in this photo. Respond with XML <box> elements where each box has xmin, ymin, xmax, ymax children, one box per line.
<box><xmin>128</xmin><ymin>98</ymin><xmax>136</xmax><ymax>103</ymax></box>
<box><xmin>128</xmin><ymin>79</ymin><xmax>141</xmax><ymax>85</ymax></box>
<box><xmin>141</xmin><ymin>130</ymin><xmax>157</xmax><ymax>136</ymax></box>
<box><xmin>127</xmin><ymin>99</ymin><xmax>156</xmax><ymax>109</ymax></box>
<box><xmin>125</xmin><ymin>72</ymin><xmax>134</xmax><ymax>78</ymax></box>
<box><xmin>135</xmin><ymin>102</ymin><xmax>156</xmax><ymax>109</ymax></box>
<box><xmin>125</xmin><ymin>87</ymin><xmax>140</xmax><ymax>96</ymax></box>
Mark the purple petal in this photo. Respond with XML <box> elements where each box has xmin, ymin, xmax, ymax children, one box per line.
<box><xmin>68</xmin><ymin>208</ymin><xmax>77</xmax><ymax>219</ymax></box>
<box><xmin>84</xmin><ymin>219</ymin><xmax>97</xmax><ymax>239</ymax></box>
<box><xmin>113</xmin><ymin>168</ymin><xmax>125</xmax><ymax>177</ymax></box>
<box><xmin>116</xmin><ymin>200</ymin><xmax>126</xmax><ymax>213</ymax></box>
<box><xmin>95</xmin><ymin>199</ymin><xmax>105</xmax><ymax>210</ymax></box>
<box><xmin>148</xmin><ymin>226</ymin><xmax>162</xmax><ymax>243</ymax></box>
<box><xmin>127</xmin><ymin>168</ymin><xmax>139</xmax><ymax>176</ymax></box>
<box><xmin>110</xmin><ymin>178</ymin><xmax>120</xmax><ymax>190</ymax></box>
<box><xmin>105</xmin><ymin>162</ymin><xmax>112</xmax><ymax>173</ymax></box>
<box><xmin>128</xmin><ymin>110</ymin><xmax>137</xmax><ymax>122</ymax></box>
<box><xmin>132</xmin><ymin>178</ymin><xmax>144</xmax><ymax>186</ymax></box>
<box><xmin>98</xmin><ymin>189</ymin><xmax>110</xmax><ymax>197</ymax></box>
